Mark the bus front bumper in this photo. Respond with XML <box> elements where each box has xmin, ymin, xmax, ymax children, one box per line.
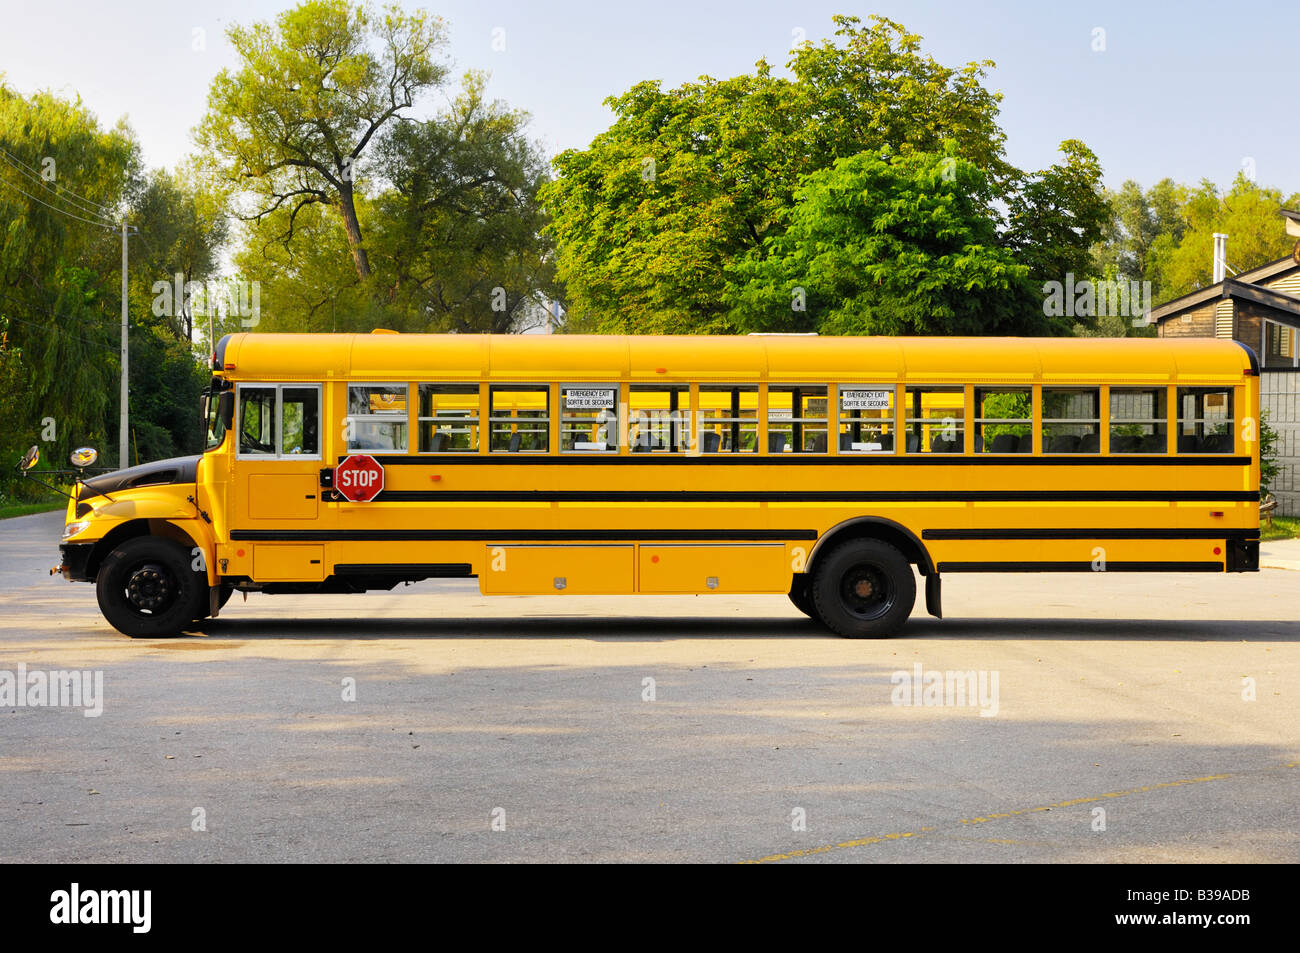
<box><xmin>55</xmin><ymin>543</ymin><xmax>95</xmax><ymax>582</ymax></box>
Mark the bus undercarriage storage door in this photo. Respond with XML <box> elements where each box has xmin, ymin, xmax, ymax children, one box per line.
<box><xmin>238</xmin><ymin>384</ymin><xmax>322</xmax><ymax>520</ymax></box>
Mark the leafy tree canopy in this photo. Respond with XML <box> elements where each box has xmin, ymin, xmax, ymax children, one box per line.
<box><xmin>542</xmin><ymin>15</ymin><xmax>1109</xmax><ymax>336</ymax></box>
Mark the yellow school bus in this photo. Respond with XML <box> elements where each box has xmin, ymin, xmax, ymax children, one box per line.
<box><xmin>52</xmin><ymin>332</ymin><xmax>1261</xmax><ymax>638</ymax></box>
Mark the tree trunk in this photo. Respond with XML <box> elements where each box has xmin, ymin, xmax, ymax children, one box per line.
<box><xmin>337</xmin><ymin>182</ymin><xmax>372</xmax><ymax>280</ymax></box>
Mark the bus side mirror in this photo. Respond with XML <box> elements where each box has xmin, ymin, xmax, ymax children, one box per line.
<box><xmin>19</xmin><ymin>445</ymin><xmax>39</xmax><ymax>471</ymax></box>
<box><xmin>219</xmin><ymin>392</ymin><xmax>234</xmax><ymax>429</ymax></box>
<box><xmin>70</xmin><ymin>447</ymin><xmax>98</xmax><ymax>469</ymax></box>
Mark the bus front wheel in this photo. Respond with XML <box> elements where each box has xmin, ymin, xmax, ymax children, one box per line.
<box><xmin>811</xmin><ymin>539</ymin><xmax>915</xmax><ymax>638</ymax></box>
<box><xmin>96</xmin><ymin>537</ymin><xmax>206</xmax><ymax>638</ymax></box>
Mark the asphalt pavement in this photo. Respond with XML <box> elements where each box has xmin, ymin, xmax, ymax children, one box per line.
<box><xmin>1</xmin><ymin>509</ymin><xmax>1297</xmax><ymax>863</ymax></box>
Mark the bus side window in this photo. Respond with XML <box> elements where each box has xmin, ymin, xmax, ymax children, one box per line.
<box><xmin>282</xmin><ymin>387</ymin><xmax>319</xmax><ymax>455</ymax></box>
<box><xmin>239</xmin><ymin>387</ymin><xmax>277</xmax><ymax>456</ymax></box>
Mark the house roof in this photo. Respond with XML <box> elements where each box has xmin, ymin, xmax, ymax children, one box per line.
<box><xmin>1150</xmin><ymin>255</ymin><xmax>1299</xmax><ymax>323</ymax></box>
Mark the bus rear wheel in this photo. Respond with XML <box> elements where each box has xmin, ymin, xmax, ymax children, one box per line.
<box><xmin>811</xmin><ymin>539</ymin><xmax>915</xmax><ymax>638</ymax></box>
<box><xmin>96</xmin><ymin>537</ymin><xmax>205</xmax><ymax>638</ymax></box>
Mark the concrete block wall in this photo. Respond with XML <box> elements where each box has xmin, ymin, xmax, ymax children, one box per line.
<box><xmin>1261</xmin><ymin>371</ymin><xmax>1300</xmax><ymax>516</ymax></box>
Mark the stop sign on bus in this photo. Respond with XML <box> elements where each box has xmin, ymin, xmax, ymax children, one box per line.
<box><xmin>334</xmin><ymin>454</ymin><xmax>385</xmax><ymax>502</ymax></box>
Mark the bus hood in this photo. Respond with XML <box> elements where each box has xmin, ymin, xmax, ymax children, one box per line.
<box><xmin>80</xmin><ymin>455</ymin><xmax>200</xmax><ymax>500</ymax></box>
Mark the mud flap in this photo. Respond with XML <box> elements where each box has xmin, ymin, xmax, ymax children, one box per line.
<box><xmin>925</xmin><ymin>572</ymin><xmax>942</xmax><ymax>619</ymax></box>
<box><xmin>208</xmin><ymin>585</ymin><xmax>222</xmax><ymax>619</ymax></box>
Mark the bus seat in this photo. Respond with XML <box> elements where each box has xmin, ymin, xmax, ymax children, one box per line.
<box><xmin>1078</xmin><ymin>433</ymin><xmax>1100</xmax><ymax>453</ymax></box>
<box><xmin>991</xmin><ymin>433</ymin><xmax>1019</xmax><ymax>454</ymax></box>
<box><xmin>808</xmin><ymin>433</ymin><xmax>827</xmax><ymax>453</ymax></box>
<box><xmin>1138</xmin><ymin>433</ymin><xmax>1165</xmax><ymax>453</ymax></box>
<box><xmin>769</xmin><ymin>433</ymin><xmax>789</xmax><ymax>453</ymax></box>
<box><xmin>906</xmin><ymin>433</ymin><xmax>920</xmax><ymax>453</ymax></box>
<box><xmin>1048</xmin><ymin>434</ymin><xmax>1080</xmax><ymax>453</ymax></box>
<box><xmin>1112</xmin><ymin>434</ymin><xmax>1140</xmax><ymax>453</ymax></box>
<box><xmin>1177</xmin><ymin>434</ymin><xmax>1201</xmax><ymax>453</ymax></box>
<box><xmin>429</xmin><ymin>431</ymin><xmax>447</xmax><ymax>452</ymax></box>
<box><xmin>877</xmin><ymin>433</ymin><xmax>894</xmax><ymax>451</ymax></box>
<box><xmin>702</xmin><ymin>432</ymin><xmax>722</xmax><ymax>453</ymax></box>
<box><xmin>508</xmin><ymin>432</ymin><xmax>522</xmax><ymax>452</ymax></box>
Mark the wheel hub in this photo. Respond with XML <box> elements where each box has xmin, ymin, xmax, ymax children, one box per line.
<box><xmin>127</xmin><ymin>564</ymin><xmax>173</xmax><ymax>612</ymax></box>
<box><xmin>853</xmin><ymin>578</ymin><xmax>875</xmax><ymax>599</ymax></box>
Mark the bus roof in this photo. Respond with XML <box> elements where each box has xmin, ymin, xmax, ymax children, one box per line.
<box><xmin>215</xmin><ymin>333</ymin><xmax>1256</xmax><ymax>384</ymax></box>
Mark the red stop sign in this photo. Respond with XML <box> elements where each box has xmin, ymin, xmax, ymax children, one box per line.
<box><xmin>334</xmin><ymin>454</ymin><xmax>385</xmax><ymax>502</ymax></box>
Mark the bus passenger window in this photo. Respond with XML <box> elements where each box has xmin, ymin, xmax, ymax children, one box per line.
<box><xmin>904</xmin><ymin>387</ymin><xmax>963</xmax><ymax>453</ymax></box>
<box><xmin>561</xmin><ymin>386</ymin><xmax>618</xmax><ymax>452</ymax></box>
<box><xmin>419</xmin><ymin>384</ymin><xmax>479</xmax><ymax>452</ymax></box>
<box><xmin>767</xmin><ymin>386</ymin><xmax>828</xmax><ymax>453</ymax></box>
<box><xmin>976</xmin><ymin>388</ymin><xmax>1032</xmax><ymax>453</ymax></box>
<box><xmin>347</xmin><ymin>384</ymin><xmax>409</xmax><ymax>453</ymax></box>
<box><xmin>1178</xmin><ymin>387</ymin><xmax>1233</xmax><ymax>453</ymax></box>
<box><xmin>628</xmin><ymin>385</ymin><xmax>689</xmax><ymax>452</ymax></box>
<box><xmin>904</xmin><ymin>387</ymin><xmax>967</xmax><ymax>452</ymax></box>
<box><xmin>1041</xmin><ymin>389</ymin><xmax>1099</xmax><ymax>453</ymax></box>
<box><xmin>281</xmin><ymin>387</ymin><xmax>319</xmax><ymax>455</ymax></box>
<box><xmin>239</xmin><ymin>387</ymin><xmax>277</xmax><ymax>456</ymax></box>
<box><xmin>1110</xmin><ymin>388</ymin><xmax>1167</xmax><ymax>453</ymax></box>
<box><xmin>838</xmin><ymin>386</ymin><xmax>896</xmax><ymax>453</ymax></box>
<box><xmin>698</xmin><ymin>386</ymin><xmax>757</xmax><ymax>453</ymax></box>
<box><xmin>490</xmin><ymin>386</ymin><xmax>549</xmax><ymax>452</ymax></box>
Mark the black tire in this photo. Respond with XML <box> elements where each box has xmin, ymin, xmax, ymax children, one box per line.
<box><xmin>95</xmin><ymin>537</ymin><xmax>206</xmax><ymax>638</ymax></box>
<box><xmin>788</xmin><ymin>575</ymin><xmax>817</xmax><ymax>618</ymax></box>
<box><xmin>810</xmin><ymin>539</ymin><xmax>916</xmax><ymax>638</ymax></box>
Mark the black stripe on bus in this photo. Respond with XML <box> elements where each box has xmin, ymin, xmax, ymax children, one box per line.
<box><xmin>360</xmin><ymin>454</ymin><xmax>1252</xmax><ymax>467</ymax></box>
<box><xmin>230</xmin><ymin>529</ymin><xmax>819</xmax><ymax>542</ymax></box>
<box><xmin>923</xmin><ymin>528</ymin><xmax>1260</xmax><ymax>541</ymax></box>
<box><xmin>333</xmin><ymin>563</ymin><xmax>472</xmax><ymax>576</ymax></box>
<box><xmin>936</xmin><ymin>561</ymin><xmax>1223</xmax><ymax>573</ymax></box>
<box><xmin>366</xmin><ymin>490</ymin><xmax>1260</xmax><ymax>503</ymax></box>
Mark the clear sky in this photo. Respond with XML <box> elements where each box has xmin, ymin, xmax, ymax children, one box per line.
<box><xmin>0</xmin><ymin>0</ymin><xmax>1296</xmax><ymax>195</ymax></box>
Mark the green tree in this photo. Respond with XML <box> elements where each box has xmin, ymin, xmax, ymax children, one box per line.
<box><xmin>1</xmin><ymin>83</ymin><xmax>224</xmax><ymax>480</ymax></box>
<box><xmin>197</xmin><ymin>0</ymin><xmax>449</xmax><ymax>283</ymax></box>
<box><xmin>725</xmin><ymin>151</ymin><xmax>1042</xmax><ymax>335</ymax></box>
<box><xmin>542</xmin><ymin>15</ymin><xmax>1106</xmax><ymax>334</ymax></box>
<box><xmin>0</xmin><ymin>83</ymin><xmax>135</xmax><ymax>478</ymax></box>
<box><xmin>232</xmin><ymin>72</ymin><xmax>555</xmax><ymax>334</ymax></box>
<box><xmin>1148</xmin><ymin>174</ymin><xmax>1300</xmax><ymax>299</ymax></box>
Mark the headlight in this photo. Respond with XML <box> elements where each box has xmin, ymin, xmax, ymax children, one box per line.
<box><xmin>61</xmin><ymin>520</ymin><xmax>91</xmax><ymax>540</ymax></box>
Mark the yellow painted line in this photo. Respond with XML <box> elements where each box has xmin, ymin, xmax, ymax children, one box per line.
<box><xmin>737</xmin><ymin>767</ymin><xmax>1295</xmax><ymax>865</ymax></box>
<box><xmin>740</xmin><ymin>828</ymin><xmax>936</xmax><ymax>865</ymax></box>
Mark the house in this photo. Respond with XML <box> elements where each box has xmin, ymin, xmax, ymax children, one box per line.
<box><xmin>1149</xmin><ymin>214</ymin><xmax>1300</xmax><ymax>514</ymax></box>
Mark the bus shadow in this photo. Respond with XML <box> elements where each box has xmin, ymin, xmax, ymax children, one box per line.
<box><xmin>185</xmin><ymin>615</ymin><xmax>1300</xmax><ymax>642</ymax></box>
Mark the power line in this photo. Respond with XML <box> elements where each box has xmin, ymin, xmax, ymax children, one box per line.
<box><xmin>0</xmin><ymin>151</ymin><xmax>118</xmax><ymax>224</ymax></box>
<box><xmin>0</xmin><ymin>148</ymin><xmax>118</xmax><ymax>220</ymax></box>
<box><xmin>0</xmin><ymin>174</ymin><xmax>117</xmax><ymax>231</ymax></box>
<box><xmin>0</xmin><ymin>310</ymin><xmax>119</xmax><ymax>353</ymax></box>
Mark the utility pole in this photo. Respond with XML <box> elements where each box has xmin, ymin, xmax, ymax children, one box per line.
<box><xmin>119</xmin><ymin>219</ymin><xmax>129</xmax><ymax>470</ymax></box>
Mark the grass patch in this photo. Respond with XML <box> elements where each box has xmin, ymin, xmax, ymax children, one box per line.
<box><xmin>0</xmin><ymin>501</ymin><xmax>65</xmax><ymax>520</ymax></box>
<box><xmin>1261</xmin><ymin>516</ymin><xmax>1300</xmax><ymax>542</ymax></box>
